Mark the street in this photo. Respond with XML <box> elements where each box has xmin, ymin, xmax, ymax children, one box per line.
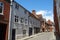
<box><xmin>20</xmin><ymin>32</ymin><xmax>56</xmax><ymax>40</ymax></box>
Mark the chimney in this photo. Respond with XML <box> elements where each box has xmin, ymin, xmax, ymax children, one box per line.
<box><xmin>37</xmin><ymin>14</ymin><xmax>42</xmax><ymax>17</ymax></box>
<box><xmin>32</xmin><ymin>10</ymin><xmax>36</xmax><ymax>15</ymax></box>
<box><xmin>47</xmin><ymin>20</ymin><xmax>52</xmax><ymax>25</ymax></box>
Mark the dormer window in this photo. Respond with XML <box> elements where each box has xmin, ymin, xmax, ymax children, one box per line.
<box><xmin>0</xmin><ymin>2</ymin><xmax>4</xmax><ymax>15</ymax></box>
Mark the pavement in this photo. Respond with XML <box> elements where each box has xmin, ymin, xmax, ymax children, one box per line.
<box><xmin>18</xmin><ymin>32</ymin><xmax>56</xmax><ymax>40</ymax></box>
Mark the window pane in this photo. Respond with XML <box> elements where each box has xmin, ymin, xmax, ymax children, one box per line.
<box><xmin>23</xmin><ymin>30</ymin><xmax>26</xmax><ymax>34</ymax></box>
<box><xmin>24</xmin><ymin>10</ymin><xmax>27</xmax><ymax>14</ymax></box>
<box><xmin>15</xmin><ymin>4</ymin><xmax>19</xmax><ymax>9</ymax></box>
<box><xmin>20</xmin><ymin>18</ymin><xmax>24</xmax><ymax>23</ymax></box>
<box><xmin>25</xmin><ymin>19</ymin><xmax>27</xmax><ymax>24</ymax></box>
<box><xmin>15</xmin><ymin>19</ymin><xmax>18</xmax><ymax>22</ymax></box>
<box><xmin>15</xmin><ymin>16</ymin><xmax>19</xmax><ymax>22</ymax></box>
<box><xmin>0</xmin><ymin>2</ymin><xmax>3</xmax><ymax>13</ymax></box>
<box><xmin>0</xmin><ymin>6</ymin><xmax>2</xmax><ymax>13</ymax></box>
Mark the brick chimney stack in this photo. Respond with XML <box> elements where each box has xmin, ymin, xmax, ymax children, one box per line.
<box><xmin>32</xmin><ymin>10</ymin><xmax>36</xmax><ymax>15</ymax></box>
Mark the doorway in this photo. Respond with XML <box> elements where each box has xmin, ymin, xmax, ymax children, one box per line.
<box><xmin>29</xmin><ymin>28</ymin><xmax>32</xmax><ymax>36</ymax></box>
<box><xmin>34</xmin><ymin>27</ymin><xmax>40</xmax><ymax>34</ymax></box>
<box><xmin>12</xmin><ymin>29</ymin><xmax>16</xmax><ymax>40</ymax></box>
<box><xmin>0</xmin><ymin>23</ymin><xmax>7</xmax><ymax>40</ymax></box>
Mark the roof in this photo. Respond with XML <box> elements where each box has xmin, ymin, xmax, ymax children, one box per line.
<box><xmin>46</xmin><ymin>20</ymin><xmax>54</xmax><ymax>26</ymax></box>
<box><xmin>13</xmin><ymin>1</ymin><xmax>40</xmax><ymax>21</ymax></box>
<box><xmin>13</xmin><ymin>1</ymin><xmax>31</xmax><ymax>13</ymax></box>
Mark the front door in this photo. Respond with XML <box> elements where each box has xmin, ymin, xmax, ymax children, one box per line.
<box><xmin>12</xmin><ymin>29</ymin><xmax>16</xmax><ymax>40</ymax></box>
<box><xmin>0</xmin><ymin>23</ymin><xmax>7</xmax><ymax>40</ymax></box>
<box><xmin>29</xmin><ymin>28</ymin><xmax>32</xmax><ymax>36</ymax></box>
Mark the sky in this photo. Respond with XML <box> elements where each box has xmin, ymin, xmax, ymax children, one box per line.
<box><xmin>15</xmin><ymin>0</ymin><xmax>53</xmax><ymax>22</ymax></box>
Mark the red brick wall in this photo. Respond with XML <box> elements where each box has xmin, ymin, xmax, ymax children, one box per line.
<box><xmin>0</xmin><ymin>0</ymin><xmax>10</xmax><ymax>40</ymax></box>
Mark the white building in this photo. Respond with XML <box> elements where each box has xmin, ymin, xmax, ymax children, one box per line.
<box><xmin>10</xmin><ymin>1</ymin><xmax>41</xmax><ymax>40</ymax></box>
<box><xmin>28</xmin><ymin>10</ymin><xmax>40</xmax><ymax>36</ymax></box>
<box><xmin>11</xmin><ymin>1</ymin><xmax>30</xmax><ymax>39</ymax></box>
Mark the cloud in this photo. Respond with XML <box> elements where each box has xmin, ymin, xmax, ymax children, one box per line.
<box><xmin>43</xmin><ymin>15</ymin><xmax>54</xmax><ymax>22</ymax></box>
<box><xmin>36</xmin><ymin>10</ymin><xmax>54</xmax><ymax>22</ymax></box>
<box><xmin>36</xmin><ymin>10</ymin><xmax>48</xmax><ymax>15</ymax></box>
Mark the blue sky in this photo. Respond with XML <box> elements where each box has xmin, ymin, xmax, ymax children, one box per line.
<box><xmin>15</xmin><ymin>0</ymin><xmax>53</xmax><ymax>22</ymax></box>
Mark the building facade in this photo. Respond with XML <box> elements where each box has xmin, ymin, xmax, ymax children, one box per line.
<box><xmin>0</xmin><ymin>0</ymin><xmax>10</xmax><ymax>40</ymax></box>
<box><xmin>46</xmin><ymin>20</ymin><xmax>54</xmax><ymax>32</ymax></box>
<box><xmin>10</xmin><ymin>1</ymin><xmax>41</xmax><ymax>40</ymax></box>
<box><xmin>40</xmin><ymin>19</ymin><xmax>54</xmax><ymax>32</ymax></box>
<box><xmin>28</xmin><ymin>10</ymin><xmax>40</xmax><ymax>36</ymax></box>
<box><xmin>0</xmin><ymin>0</ymin><xmax>41</xmax><ymax>40</ymax></box>
<box><xmin>10</xmin><ymin>1</ymin><xmax>29</xmax><ymax>40</ymax></box>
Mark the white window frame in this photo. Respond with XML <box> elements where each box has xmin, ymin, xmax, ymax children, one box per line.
<box><xmin>20</xmin><ymin>18</ymin><xmax>24</xmax><ymax>23</ymax></box>
<box><xmin>15</xmin><ymin>15</ymin><xmax>19</xmax><ymax>23</ymax></box>
<box><xmin>0</xmin><ymin>2</ymin><xmax>4</xmax><ymax>15</ymax></box>
<box><xmin>25</xmin><ymin>19</ymin><xmax>28</xmax><ymax>24</ymax></box>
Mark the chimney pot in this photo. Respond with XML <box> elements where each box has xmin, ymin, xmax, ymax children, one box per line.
<box><xmin>32</xmin><ymin>10</ymin><xmax>36</xmax><ymax>14</ymax></box>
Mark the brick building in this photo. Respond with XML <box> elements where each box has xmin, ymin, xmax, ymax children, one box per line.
<box><xmin>41</xmin><ymin>19</ymin><xmax>54</xmax><ymax>32</ymax></box>
<box><xmin>46</xmin><ymin>20</ymin><xmax>54</xmax><ymax>32</ymax></box>
<box><xmin>0</xmin><ymin>0</ymin><xmax>10</xmax><ymax>40</ymax></box>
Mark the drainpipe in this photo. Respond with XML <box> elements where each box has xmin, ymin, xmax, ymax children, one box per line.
<box><xmin>8</xmin><ymin>0</ymin><xmax>13</xmax><ymax>40</ymax></box>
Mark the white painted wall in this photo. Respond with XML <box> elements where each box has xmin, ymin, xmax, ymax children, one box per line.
<box><xmin>11</xmin><ymin>1</ymin><xmax>29</xmax><ymax>39</ymax></box>
<box><xmin>29</xmin><ymin>16</ymin><xmax>40</xmax><ymax>34</ymax></box>
<box><xmin>11</xmin><ymin>1</ymin><xmax>40</xmax><ymax>40</ymax></box>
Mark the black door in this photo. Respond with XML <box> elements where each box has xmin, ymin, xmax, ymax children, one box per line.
<box><xmin>0</xmin><ymin>23</ymin><xmax>7</xmax><ymax>40</ymax></box>
<box><xmin>29</xmin><ymin>28</ymin><xmax>32</xmax><ymax>36</ymax></box>
<box><xmin>12</xmin><ymin>29</ymin><xmax>16</xmax><ymax>40</ymax></box>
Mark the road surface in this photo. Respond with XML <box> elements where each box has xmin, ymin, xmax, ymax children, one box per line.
<box><xmin>20</xmin><ymin>32</ymin><xmax>56</xmax><ymax>40</ymax></box>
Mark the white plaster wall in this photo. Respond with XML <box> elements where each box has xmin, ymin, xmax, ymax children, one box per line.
<box><xmin>11</xmin><ymin>1</ymin><xmax>40</xmax><ymax>39</ymax></box>
<box><xmin>11</xmin><ymin>2</ymin><xmax>29</xmax><ymax>39</ymax></box>
<box><xmin>29</xmin><ymin>16</ymin><xmax>40</xmax><ymax>34</ymax></box>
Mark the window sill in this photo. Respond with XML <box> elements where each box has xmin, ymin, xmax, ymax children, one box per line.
<box><xmin>0</xmin><ymin>13</ymin><xmax>4</xmax><ymax>15</ymax></box>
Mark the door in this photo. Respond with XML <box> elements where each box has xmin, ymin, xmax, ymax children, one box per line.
<box><xmin>0</xmin><ymin>23</ymin><xmax>7</xmax><ymax>40</ymax></box>
<box><xmin>12</xmin><ymin>29</ymin><xmax>16</xmax><ymax>40</ymax></box>
<box><xmin>29</xmin><ymin>28</ymin><xmax>32</xmax><ymax>36</ymax></box>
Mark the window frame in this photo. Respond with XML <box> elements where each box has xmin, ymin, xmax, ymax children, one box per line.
<box><xmin>20</xmin><ymin>18</ymin><xmax>24</xmax><ymax>23</ymax></box>
<box><xmin>15</xmin><ymin>15</ymin><xmax>19</xmax><ymax>22</ymax></box>
<box><xmin>15</xmin><ymin>3</ymin><xmax>19</xmax><ymax>9</ymax></box>
<box><xmin>25</xmin><ymin>19</ymin><xmax>27</xmax><ymax>24</ymax></box>
<box><xmin>23</xmin><ymin>30</ymin><xmax>26</xmax><ymax>35</ymax></box>
<box><xmin>0</xmin><ymin>2</ymin><xmax>4</xmax><ymax>15</ymax></box>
